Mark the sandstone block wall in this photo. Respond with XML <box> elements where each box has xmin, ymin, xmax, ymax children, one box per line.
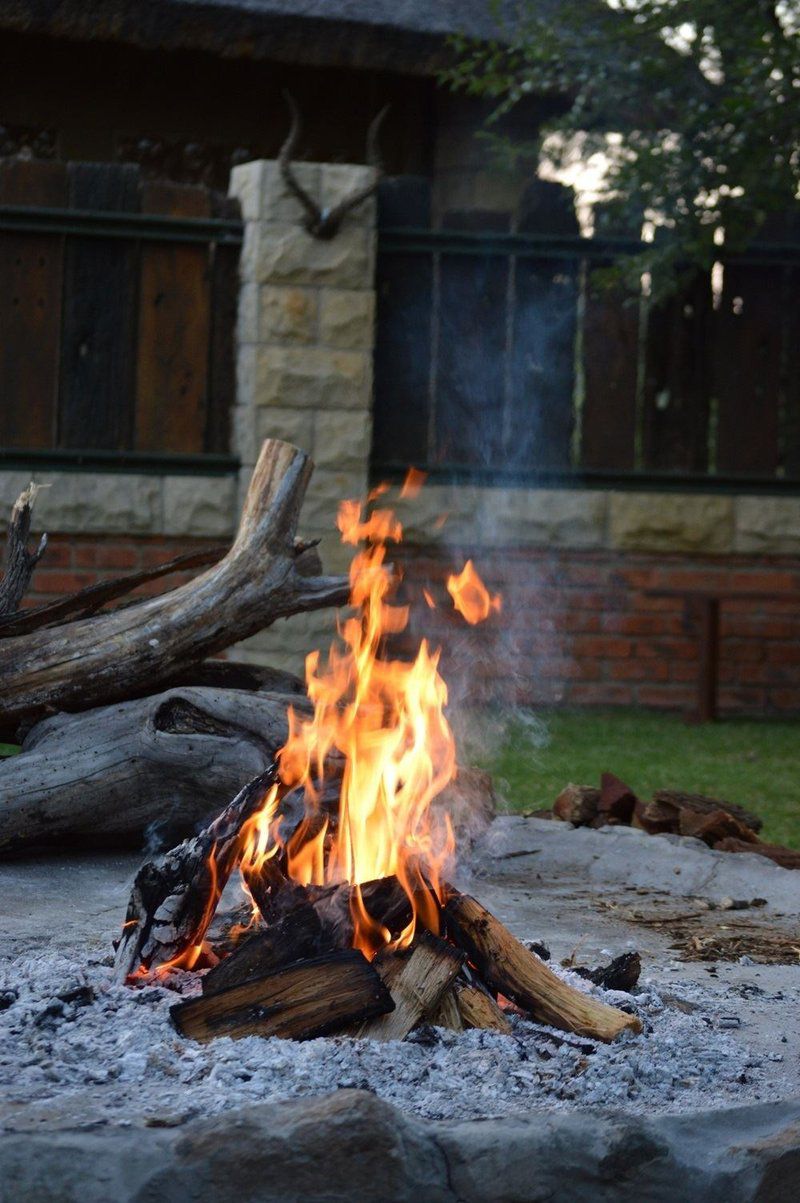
<box><xmin>228</xmin><ymin>158</ymin><xmax>376</xmax><ymax>669</ymax></box>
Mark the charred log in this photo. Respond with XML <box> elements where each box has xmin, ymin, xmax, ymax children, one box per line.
<box><xmin>172</xmin><ymin>951</ymin><xmax>393</xmax><ymax>1042</ymax></box>
<box><xmin>113</xmin><ymin>766</ymin><xmax>281</xmax><ymax>982</ymax></box>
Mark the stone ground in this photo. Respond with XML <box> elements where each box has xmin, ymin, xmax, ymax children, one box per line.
<box><xmin>1</xmin><ymin>819</ymin><xmax>799</xmax><ymax>1201</ymax></box>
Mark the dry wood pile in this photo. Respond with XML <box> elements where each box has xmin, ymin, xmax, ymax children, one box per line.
<box><xmin>551</xmin><ymin>773</ymin><xmax>800</xmax><ymax>869</ymax></box>
<box><xmin>113</xmin><ymin>767</ymin><xmax>641</xmax><ymax>1046</ymax></box>
<box><xmin>0</xmin><ymin>441</ymin><xmax>350</xmax><ymax>852</ymax></box>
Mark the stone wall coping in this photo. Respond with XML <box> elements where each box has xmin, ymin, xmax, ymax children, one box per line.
<box><xmin>3</xmin><ymin>469</ymin><xmax>799</xmax><ymax>553</ymax></box>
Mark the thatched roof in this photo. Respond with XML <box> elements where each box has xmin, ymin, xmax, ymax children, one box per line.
<box><xmin>0</xmin><ymin>0</ymin><xmax>533</xmax><ymax>74</ymax></box>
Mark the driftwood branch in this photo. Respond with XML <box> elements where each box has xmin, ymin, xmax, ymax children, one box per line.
<box><xmin>0</xmin><ymin>545</ymin><xmax>225</xmax><ymax>638</ymax></box>
<box><xmin>0</xmin><ymin>440</ymin><xmax>349</xmax><ymax>730</ymax></box>
<box><xmin>0</xmin><ymin>483</ymin><xmax>47</xmax><ymax>616</ymax></box>
<box><xmin>0</xmin><ymin>686</ymin><xmax>306</xmax><ymax>853</ymax></box>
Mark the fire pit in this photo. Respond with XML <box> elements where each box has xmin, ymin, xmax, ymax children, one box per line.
<box><xmin>112</xmin><ymin>484</ymin><xmax>637</xmax><ymax>1046</ymax></box>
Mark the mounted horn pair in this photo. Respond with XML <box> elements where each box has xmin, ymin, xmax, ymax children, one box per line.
<box><xmin>278</xmin><ymin>91</ymin><xmax>388</xmax><ymax>239</ymax></box>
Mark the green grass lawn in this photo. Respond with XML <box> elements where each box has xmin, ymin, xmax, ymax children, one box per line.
<box><xmin>479</xmin><ymin>708</ymin><xmax>800</xmax><ymax>849</ymax></box>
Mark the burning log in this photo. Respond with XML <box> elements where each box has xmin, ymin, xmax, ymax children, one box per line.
<box><xmin>0</xmin><ymin>688</ymin><xmax>303</xmax><ymax>853</ymax></box>
<box><xmin>171</xmin><ymin>950</ymin><xmax>393</xmax><ymax>1042</ymax></box>
<box><xmin>113</xmin><ymin>766</ymin><xmax>281</xmax><ymax>982</ymax></box>
<box><xmin>351</xmin><ymin>933</ymin><xmax>463</xmax><ymax>1041</ymax></box>
<box><xmin>0</xmin><ymin>440</ymin><xmax>349</xmax><ymax>732</ymax></box>
<box><xmin>443</xmin><ymin>890</ymin><xmax>642</xmax><ymax>1042</ymax></box>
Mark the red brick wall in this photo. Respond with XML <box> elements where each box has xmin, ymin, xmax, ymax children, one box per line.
<box><xmin>19</xmin><ymin>534</ymin><xmax>800</xmax><ymax>715</ymax></box>
<box><xmin>22</xmin><ymin>533</ymin><xmax>222</xmax><ymax>606</ymax></box>
<box><xmin>395</xmin><ymin>546</ymin><xmax>800</xmax><ymax>716</ymax></box>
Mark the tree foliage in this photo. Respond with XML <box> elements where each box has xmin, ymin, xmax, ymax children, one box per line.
<box><xmin>445</xmin><ymin>1</ymin><xmax>800</xmax><ymax>291</ymax></box>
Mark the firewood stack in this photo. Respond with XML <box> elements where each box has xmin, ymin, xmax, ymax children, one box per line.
<box><xmin>552</xmin><ymin>773</ymin><xmax>800</xmax><ymax>869</ymax></box>
<box><xmin>114</xmin><ymin>767</ymin><xmax>641</xmax><ymax>1047</ymax></box>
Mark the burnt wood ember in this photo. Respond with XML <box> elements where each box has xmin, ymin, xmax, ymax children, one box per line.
<box><xmin>575</xmin><ymin>952</ymin><xmax>642</xmax><ymax>994</ymax></box>
<box><xmin>351</xmin><ymin>933</ymin><xmax>463</xmax><ymax>1041</ymax></box>
<box><xmin>172</xmin><ymin>950</ymin><xmax>394</xmax><ymax>1042</ymax></box>
<box><xmin>0</xmin><ymin>439</ymin><xmax>349</xmax><ymax>731</ymax></box>
<box><xmin>113</xmin><ymin>766</ymin><xmax>281</xmax><ymax>982</ymax></box>
<box><xmin>443</xmin><ymin>889</ymin><xmax>642</xmax><ymax>1042</ymax></box>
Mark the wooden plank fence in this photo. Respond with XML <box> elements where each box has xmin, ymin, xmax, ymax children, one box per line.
<box><xmin>374</xmin><ymin>178</ymin><xmax>800</xmax><ymax>486</ymax></box>
<box><xmin>0</xmin><ymin>157</ymin><xmax>241</xmax><ymax>462</ymax></box>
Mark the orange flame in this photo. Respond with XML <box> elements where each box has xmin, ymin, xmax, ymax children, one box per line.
<box><xmin>239</xmin><ymin>494</ymin><xmax>457</xmax><ymax>958</ymax></box>
<box><xmin>446</xmin><ymin>560</ymin><xmax>502</xmax><ymax>625</ymax></box>
<box><xmin>400</xmin><ymin>466</ymin><xmax>427</xmax><ymax>499</ymax></box>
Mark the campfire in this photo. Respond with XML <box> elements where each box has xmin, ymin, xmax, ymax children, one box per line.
<box><xmin>113</xmin><ymin>470</ymin><xmax>641</xmax><ymax>1047</ymax></box>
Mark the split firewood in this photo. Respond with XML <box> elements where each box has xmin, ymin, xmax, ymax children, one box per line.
<box><xmin>651</xmin><ymin>789</ymin><xmax>762</xmax><ymax>834</ymax></box>
<box><xmin>553</xmin><ymin>784</ymin><xmax>600</xmax><ymax>825</ymax></box>
<box><xmin>351</xmin><ymin>932</ymin><xmax>463</xmax><ymax>1041</ymax></box>
<box><xmin>0</xmin><ymin>483</ymin><xmax>47</xmax><ymax>616</ymax></box>
<box><xmin>597</xmin><ymin>772</ymin><xmax>638</xmax><ymax>824</ymax></box>
<box><xmin>454</xmin><ymin>981</ymin><xmax>512</xmax><ymax>1033</ymax></box>
<box><xmin>443</xmin><ymin>889</ymin><xmax>642</xmax><ymax>1042</ymax></box>
<box><xmin>172</xmin><ymin>950</ymin><xmax>394</xmax><ymax>1042</ymax></box>
<box><xmin>714</xmin><ymin>837</ymin><xmax>800</xmax><ymax>870</ymax></box>
<box><xmin>678</xmin><ymin>808</ymin><xmax>759</xmax><ymax>847</ymax></box>
<box><xmin>201</xmin><ymin>907</ymin><xmax>326</xmax><ymax>996</ymax></box>
<box><xmin>428</xmin><ymin>984</ymin><xmax>464</xmax><ymax>1031</ymax></box>
<box><xmin>0</xmin><ymin>687</ymin><xmax>303</xmax><ymax>852</ymax></box>
<box><xmin>113</xmin><ymin>765</ymin><xmax>281</xmax><ymax>982</ymax></box>
<box><xmin>0</xmin><ymin>440</ymin><xmax>349</xmax><ymax>730</ymax></box>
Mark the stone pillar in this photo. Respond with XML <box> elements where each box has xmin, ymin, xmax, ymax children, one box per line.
<box><xmin>228</xmin><ymin>159</ymin><xmax>376</xmax><ymax>671</ymax></box>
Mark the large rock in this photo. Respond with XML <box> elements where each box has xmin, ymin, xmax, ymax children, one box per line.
<box><xmin>1</xmin><ymin>1090</ymin><xmax>799</xmax><ymax>1203</ymax></box>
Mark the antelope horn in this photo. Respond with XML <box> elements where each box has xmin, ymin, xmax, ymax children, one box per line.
<box><xmin>324</xmin><ymin>104</ymin><xmax>389</xmax><ymax>228</ymax></box>
<box><xmin>278</xmin><ymin>90</ymin><xmax>323</xmax><ymax>229</ymax></box>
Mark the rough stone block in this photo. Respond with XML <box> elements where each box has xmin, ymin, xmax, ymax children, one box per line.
<box><xmin>320</xmin><ymin>163</ymin><xmax>377</xmax><ymax>227</ymax></box>
<box><xmin>236</xmin><ymin>282</ymin><xmax>259</xmax><ymax>345</ymax></box>
<box><xmin>252</xmin><ymin>222</ymin><xmax>373</xmax><ymax>289</ymax></box>
<box><xmin>318</xmin><ymin>289</ymin><xmax>375</xmax><ymax>349</ymax></box>
<box><xmin>258</xmin><ymin>286</ymin><xmax>317</xmax><ymax>344</ymax></box>
<box><xmin>260</xmin><ymin>160</ymin><xmax>322</xmax><ymax>224</ymax></box>
<box><xmin>29</xmin><ymin>472</ymin><xmax>162</xmax><ymax>535</ymax></box>
<box><xmin>312</xmin><ymin>409</ymin><xmax>372</xmax><ymax>471</ymax></box>
<box><xmin>162</xmin><ymin>475</ymin><xmax>237</xmax><ymax>538</ymax></box>
<box><xmin>609</xmin><ymin>492</ymin><xmax>734</xmax><ymax>553</ymax></box>
<box><xmin>402</xmin><ymin>487</ymin><xmax>607</xmax><ymax>549</ymax></box>
<box><xmin>228</xmin><ymin>160</ymin><xmax>264</xmax><ymax>222</ymax></box>
<box><xmin>254</xmin><ymin>407</ymin><xmax>315</xmax><ymax>455</ymax></box>
<box><xmin>735</xmin><ymin>497</ymin><xmax>800</xmax><ymax>554</ymax></box>
<box><xmin>253</xmin><ymin>346</ymin><xmax>370</xmax><ymax>410</ymax></box>
<box><xmin>299</xmin><ymin>466</ymin><xmax>369</xmax><ymax>533</ymax></box>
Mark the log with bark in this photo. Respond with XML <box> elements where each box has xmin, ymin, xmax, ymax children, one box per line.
<box><xmin>0</xmin><ymin>686</ymin><xmax>306</xmax><ymax>852</ymax></box>
<box><xmin>0</xmin><ymin>440</ymin><xmax>349</xmax><ymax>733</ymax></box>
<box><xmin>714</xmin><ymin>837</ymin><xmax>800</xmax><ymax>870</ymax></box>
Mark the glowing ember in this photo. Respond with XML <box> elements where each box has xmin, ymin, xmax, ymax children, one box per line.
<box><xmin>446</xmin><ymin>560</ymin><xmax>502</xmax><ymax>625</ymax></box>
